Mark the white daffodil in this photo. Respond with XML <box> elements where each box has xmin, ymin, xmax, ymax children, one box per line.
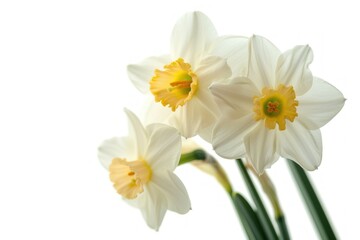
<box><xmin>127</xmin><ymin>12</ymin><xmax>234</xmax><ymax>140</ymax></box>
<box><xmin>98</xmin><ymin>109</ymin><xmax>191</xmax><ymax>230</ymax></box>
<box><xmin>210</xmin><ymin>35</ymin><xmax>345</xmax><ymax>174</ymax></box>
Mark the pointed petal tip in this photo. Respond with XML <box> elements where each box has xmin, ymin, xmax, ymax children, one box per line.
<box><xmin>123</xmin><ymin>107</ymin><xmax>134</xmax><ymax>118</ymax></box>
<box><xmin>308</xmin><ymin>160</ymin><xmax>321</xmax><ymax>171</ymax></box>
<box><xmin>192</xmin><ymin>10</ymin><xmax>204</xmax><ymax>15</ymax></box>
<box><xmin>184</xmin><ymin>11</ymin><xmax>208</xmax><ymax>18</ymax></box>
<box><xmin>178</xmin><ymin>206</ymin><xmax>192</xmax><ymax>215</ymax></box>
<box><xmin>123</xmin><ymin>108</ymin><xmax>142</xmax><ymax>124</ymax></box>
<box><xmin>252</xmin><ymin>162</ymin><xmax>267</xmax><ymax>175</ymax></box>
<box><xmin>126</xmin><ymin>64</ymin><xmax>142</xmax><ymax>80</ymax></box>
<box><xmin>256</xmin><ymin>164</ymin><xmax>268</xmax><ymax>175</ymax></box>
<box><xmin>126</xmin><ymin>64</ymin><xmax>134</xmax><ymax>71</ymax></box>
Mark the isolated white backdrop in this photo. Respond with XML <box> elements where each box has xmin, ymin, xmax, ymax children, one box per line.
<box><xmin>0</xmin><ymin>0</ymin><xmax>358</xmax><ymax>239</ymax></box>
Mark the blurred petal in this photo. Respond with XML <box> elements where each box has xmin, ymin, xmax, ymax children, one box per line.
<box><xmin>248</xmin><ymin>35</ymin><xmax>281</xmax><ymax>90</ymax></box>
<box><xmin>276</xmin><ymin>45</ymin><xmax>313</xmax><ymax>95</ymax></box>
<box><xmin>124</xmin><ymin>108</ymin><xmax>148</xmax><ymax>158</ymax></box>
<box><xmin>151</xmin><ymin>171</ymin><xmax>191</xmax><ymax>214</ymax></box>
<box><xmin>127</xmin><ymin>55</ymin><xmax>171</xmax><ymax>93</ymax></box>
<box><xmin>171</xmin><ymin>11</ymin><xmax>217</xmax><ymax>66</ymax></box>
<box><xmin>139</xmin><ymin>183</ymin><xmax>167</xmax><ymax>231</ymax></box>
<box><xmin>278</xmin><ymin>121</ymin><xmax>322</xmax><ymax>171</ymax></box>
<box><xmin>244</xmin><ymin>124</ymin><xmax>279</xmax><ymax>174</ymax></box>
<box><xmin>297</xmin><ymin>77</ymin><xmax>345</xmax><ymax>129</ymax></box>
<box><xmin>210</xmin><ymin>77</ymin><xmax>259</xmax><ymax>118</ymax></box>
<box><xmin>97</xmin><ymin>137</ymin><xmax>135</xmax><ymax>169</ymax></box>
<box><xmin>196</xmin><ymin>56</ymin><xmax>232</xmax><ymax>87</ymax></box>
<box><xmin>145</xmin><ymin>123</ymin><xmax>181</xmax><ymax>171</ymax></box>
<box><xmin>212</xmin><ymin>114</ymin><xmax>257</xmax><ymax>159</ymax></box>
<box><xmin>210</xmin><ymin>35</ymin><xmax>249</xmax><ymax>77</ymax></box>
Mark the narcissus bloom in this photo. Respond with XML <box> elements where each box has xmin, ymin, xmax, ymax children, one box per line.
<box><xmin>98</xmin><ymin>109</ymin><xmax>191</xmax><ymax>230</ymax></box>
<box><xmin>210</xmin><ymin>35</ymin><xmax>345</xmax><ymax>174</ymax></box>
<box><xmin>127</xmin><ymin>12</ymin><xmax>232</xmax><ymax>139</ymax></box>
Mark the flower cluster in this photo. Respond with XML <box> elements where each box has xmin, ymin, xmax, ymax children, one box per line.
<box><xmin>99</xmin><ymin>11</ymin><xmax>344</xmax><ymax>230</ymax></box>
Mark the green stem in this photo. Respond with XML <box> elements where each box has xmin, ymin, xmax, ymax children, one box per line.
<box><xmin>179</xmin><ymin>149</ymin><xmax>206</xmax><ymax>165</ymax></box>
<box><xmin>287</xmin><ymin>160</ymin><xmax>337</xmax><ymax>240</ymax></box>
<box><xmin>181</xmin><ymin>150</ymin><xmax>268</xmax><ymax>239</ymax></box>
<box><xmin>247</xmin><ymin>166</ymin><xmax>290</xmax><ymax>240</ymax></box>
<box><xmin>236</xmin><ymin>159</ymin><xmax>279</xmax><ymax>240</ymax></box>
<box><xmin>276</xmin><ymin>215</ymin><xmax>290</xmax><ymax>240</ymax></box>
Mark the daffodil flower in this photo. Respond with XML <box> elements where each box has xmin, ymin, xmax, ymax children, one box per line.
<box><xmin>98</xmin><ymin>109</ymin><xmax>191</xmax><ymax>230</ymax></box>
<box><xmin>127</xmin><ymin>12</ymin><xmax>232</xmax><ymax>140</ymax></box>
<box><xmin>210</xmin><ymin>35</ymin><xmax>345</xmax><ymax>174</ymax></box>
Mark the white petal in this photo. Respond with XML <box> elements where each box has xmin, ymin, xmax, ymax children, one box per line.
<box><xmin>210</xmin><ymin>35</ymin><xmax>249</xmax><ymax>77</ymax></box>
<box><xmin>198</xmin><ymin>123</ymin><xmax>215</xmax><ymax>143</ymax></box>
<box><xmin>193</xmin><ymin>88</ymin><xmax>221</xmax><ymax>141</ymax></box>
<box><xmin>144</xmin><ymin>100</ymin><xmax>213</xmax><ymax>140</ymax></box>
<box><xmin>171</xmin><ymin>11</ymin><xmax>217</xmax><ymax>66</ymax></box>
<box><xmin>210</xmin><ymin>77</ymin><xmax>259</xmax><ymax>118</ymax></box>
<box><xmin>144</xmin><ymin>100</ymin><xmax>172</xmax><ymax>126</ymax></box>
<box><xmin>123</xmin><ymin>193</ymin><xmax>142</xmax><ymax>208</ymax></box>
<box><xmin>151</xmin><ymin>171</ymin><xmax>191</xmax><ymax>214</ymax></box>
<box><xmin>297</xmin><ymin>77</ymin><xmax>345</xmax><ymax>129</ymax></box>
<box><xmin>127</xmin><ymin>55</ymin><xmax>171</xmax><ymax>93</ymax></box>
<box><xmin>278</xmin><ymin>121</ymin><xmax>322</xmax><ymax>171</ymax></box>
<box><xmin>124</xmin><ymin>109</ymin><xmax>148</xmax><ymax>158</ymax></box>
<box><xmin>212</xmin><ymin>114</ymin><xmax>258</xmax><ymax>159</ymax></box>
<box><xmin>194</xmin><ymin>56</ymin><xmax>232</xmax><ymax>119</ymax></box>
<box><xmin>97</xmin><ymin>137</ymin><xmax>135</xmax><ymax>170</ymax></box>
<box><xmin>145</xmin><ymin>123</ymin><xmax>181</xmax><ymax>171</ymax></box>
<box><xmin>195</xmin><ymin>55</ymin><xmax>232</xmax><ymax>87</ymax></box>
<box><xmin>276</xmin><ymin>45</ymin><xmax>313</xmax><ymax>95</ymax></box>
<box><xmin>139</xmin><ymin>183</ymin><xmax>168</xmax><ymax>231</ymax></box>
<box><xmin>248</xmin><ymin>35</ymin><xmax>281</xmax><ymax>90</ymax></box>
<box><xmin>168</xmin><ymin>98</ymin><xmax>215</xmax><ymax>138</ymax></box>
<box><xmin>197</xmin><ymin>83</ymin><xmax>221</xmax><ymax>115</ymax></box>
<box><xmin>244</xmin><ymin>124</ymin><xmax>279</xmax><ymax>174</ymax></box>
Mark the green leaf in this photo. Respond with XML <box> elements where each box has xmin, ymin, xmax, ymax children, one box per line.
<box><xmin>232</xmin><ymin>193</ymin><xmax>267</xmax><ymax>240</ymax></box>
<box><xmin>287</xmin><ymin>159</ymin><xmax>337</xmax><ymax>240</ymax></box>
<box><xmin>276</xmin><ymin>215</ymin><xmax>290</xmax><ymax>240</ymax></box>
<box><xmin>236</xmin><ymin>159</ymin><xmax>279</xmax><ymax>240</ymax></box>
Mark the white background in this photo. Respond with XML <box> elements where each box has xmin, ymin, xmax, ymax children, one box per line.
<box><xmin>0</xmin><ymin>0</ymin><xmax>358</xmax><ymax>239</ymax></box>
